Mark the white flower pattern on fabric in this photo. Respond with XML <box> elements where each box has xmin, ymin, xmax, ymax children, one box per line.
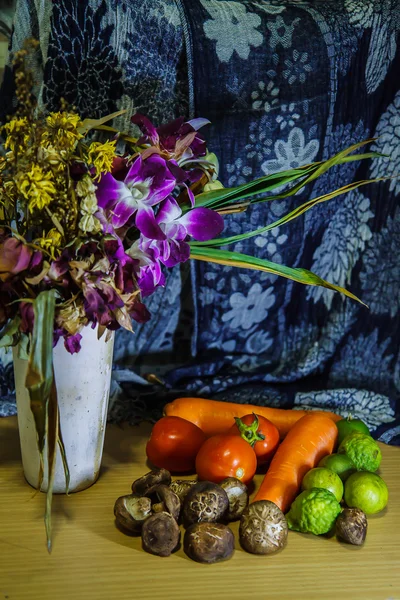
<box><xmin>294</xmin><ymin>389</ymin><xmax>395</xmax><ymax>432</ymax></box>
<box><xmin>245</xmin><ymin>330</ymin><xmax>274</xmax><ymax>354</ymax></box>
<box><xmin>201</xmin><ymin>0</ymin><xmax>263</xmax><ymax>63</ymax></box>
<box><xmin>245</xmin><ymin>117</ymin><xmax>273</xmax><ymax>161</ymax></box>
<box><xmin>307</xmin><ymin>191</ymin><xmax>373</xmax><ymax>309</ymax></box>
<box><xmin>359</xmin><ymin>208</ymin><xmax>400</xmax><ymax>318</ymax></box>
<box><xmin>256</xmin><ymin>228</ymin><xmax>289</xmax><ymax>282</ymax></box>
<box><xmin>370</xmin><ymin>91</ymin><xmax>400</xmax><ymax>194</ymax></box>
<box><xmin>222</xmin><ymin>283</ymin><xmax>276</xmax><ymax>330</ymax></box>
<box><xmin>226</xmin><ymin>158</ymin><xmax>253</xmax><ymax>185</ymax></box>
<box><xmin>251</xmin><ymin>80</ymin><xmax>280</xmax><ymax>112</ymax></box>
<box><xmin>267</xmin><ymin>15</ymin><xmax>300</xmax><ymax>50</ymax></box>
<box><xmin>276</xmin><ymin>103</ymin><xmax>301</xmax><ymax>130</ymax></box>
<box><xmin>261</xmin><ymin>127</ymin><xmax>319</xmax><ymax>174</ymax></box>
<box><xmin>283</xmin><ymin>50</ymin><xmax>312</xmax><ymax>85</ymax></box>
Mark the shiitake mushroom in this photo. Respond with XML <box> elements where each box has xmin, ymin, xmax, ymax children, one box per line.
<box><xmin>182</xmin><ymin>481</ymin><xmax>229</xmax><ymax>527</ymax></box>
<box><xmin>131</xmin><ymin>468</ymin><xmax>171</xmax><ymax>495</ymax></box>
<box><xmin>336</xmin><ymin>508</ymin><xmax>367</xmax><ymax>545</ymax></box>
<box><xmin>184</xmin><ymin>523</ymin><xmax>235</xmax><ymax>564</ymax></box>
<box><xmin>145</xmin><ymin>484</ymin><xmax>181</xmax><ymax>521</ymax></box>
<box><xmin>219</xmin><ymin>477</ymin><xmax>249</xmax><ymax>521</ymax></box>
<box><xmin>239</xmin><ymin>500</ymin><xmax>288</xmax><ymax>555</ymax></box>
<box><xmin>170</xmin><ymin>479</ymin><xmax>197</xmax><ymax>503</ymax></box>
<box><xmin>114</xmin><ymin>494</ymin><xmax>152</xmax><ymax>533</ymax></box>
<box><xmin>141</xmin><ymin>512</ymin><xmax>181</xmax><ymax>557</ymax></box>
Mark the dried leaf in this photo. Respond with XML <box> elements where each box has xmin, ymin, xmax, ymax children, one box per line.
<box><xmin>97</xmin><ymin>324</ymin><xmax>107</xmax><ymax>340</ymax></box>
<box><xmin>45</xmin><ymin>207</ymin><xmax>64</xmax><ymax>237</ymax></box>
<box><xmin>25</xmin><ymin>261</ymin><xmax>50</xmax><ymax>285</ymax></box>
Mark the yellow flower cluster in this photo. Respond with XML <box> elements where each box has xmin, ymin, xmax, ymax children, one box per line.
<box><xmin>2</xmin><ymin>117</ymin><xmax>30</xmax><ymax>152</ymax></box>
<box><xmin>37</xmin><ymin>228</ymin><xmax>63</xmax><ymax>258</ymax></box>
<box><xmin>87</xmin><ymin>140</ymin><xmax>117</xmax><ymax>180</ymax></box>
<box><xmin>17</xmin><ymin>164</ymin><xmax>56</xmax><ymax>212</ymax></box>
<box><xmin>42</xmin><ymin>111</ymin><xmax>83</xmax><ymax>150</ymax></box>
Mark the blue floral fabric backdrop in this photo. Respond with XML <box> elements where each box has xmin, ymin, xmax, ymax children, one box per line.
<box><xmin>1</xmin><ymin>0</ymin><xmax>399</xmax><ymax>444</ymax></box>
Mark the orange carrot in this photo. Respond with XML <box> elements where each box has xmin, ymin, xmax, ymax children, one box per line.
<box><xmin>163</xmin><ymin>397</ymin><xmax>341</xmax><ymax>440</ymax></box>
<box><xmin>252</xmin><ymin>413</ymin><xmax>338</xmax><ymax>512</ymax></box>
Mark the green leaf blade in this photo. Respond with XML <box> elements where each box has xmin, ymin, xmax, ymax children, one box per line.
<box><xmin>190</xmin><ymin>178</ymin><xmax>383</xmax><ymax>249</ymax></box>
<box><xmin>189</xmin><ymin>247</ymin><xmax>367</xmax><ymax>306</ymax></box>
<box><xmin>24</xmin><ymin>289</ymin><xmax>66</xmax><ymax>551</ymax></box>
<box><xmin>25</xmin><ymin>290</ymin><xmax>57</xmax><ymax>467</ymax></box>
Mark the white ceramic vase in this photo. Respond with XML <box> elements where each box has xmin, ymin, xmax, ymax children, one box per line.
<box><xmin>13</xmin><ymin>325</ymin><xmax>115</xmax><ymax>493</ymax></box>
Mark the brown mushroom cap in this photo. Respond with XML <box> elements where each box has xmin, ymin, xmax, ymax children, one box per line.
<box><xmin>146</xmin><ymin>484</ymin><xmax>181</xmax><ymax>521</ymax></box>
<box><xmin>182</xmin><ymin>481</ymin><xmax>229</xmax><ymax>527</ymax></box>
<box><xmin>141</xmin><ymin>512</ymin><xmax>181</xmax><ymax>557</ymax></box>
<box><xmin>114</xmin><ymin>494</ymin><xmax>152</xmax><ymax>533</ymax></box>
<box><xmin>336</xmin><ymin>508</ymin><xmax>367</xmax><ymax>545</ymax></box>
<box><xmin>184</xmin><ymin>522</ymin><xmax>235</xmax><ymax>564</ymax></box>
<box><xmin>131</xmin><ymin>468</ymin><xmax>171</xmax><ymax>495</ymax></box>
<box><xmin>239</xmin><ymin>500</ymin><xmax>288</xmax><ymax>555</ymax></box>
<box><xmin>170</xmin><ymin>479</ymin><xmax>197</xmax><ymax>503</ymax></box>
<box><xmin>219</xmin><ymin>477</ymin><xmax>249</xmax><ymax>521</ymax></box>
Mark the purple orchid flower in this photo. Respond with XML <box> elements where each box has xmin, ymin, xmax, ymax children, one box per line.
<box><xmin>131</xmin><ymin>114</ymin><xmax>209</xmax><ymax>163</ymax></box>
<box><xmin>126</xmin><ymin>239</ymin><xmax>165</xmax><ymax>298</ymax></box>
<box><xmin>96</xmin><ymin>154</ymin><xmax>176</xmax><ymax>233</ymax></box>
<box><xmin>64</xmin><ymin>332</ymin><xmax>82</xmax><ymax>354</ymax></box>
<box><xmin>139</xmin><ymin>196</ymin><xmax>224</xmax><ymax>268</ymax></box>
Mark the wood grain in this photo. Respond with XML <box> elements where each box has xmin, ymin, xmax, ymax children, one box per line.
<box><xmin>0</xmin><ymin>416</ymin><xmax>399</xmax><ymax>600</ymax></box>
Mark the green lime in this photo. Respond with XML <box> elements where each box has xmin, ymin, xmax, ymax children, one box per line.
<box><xmin>344</xmin><ymin>472</ymin><xmax>388</xmax><ymax>515</ymax></box>
<box><xmin>302</xmin><ymin>467</ymin><xmax>344</xmax><ymax>502</ymax></box>
<box><xmin>336</xmin><ymin>417</ymin><xmax>370</xmax><ymax>446</ymax></box>
<box><xmin>286</xmin><ymin>488</ymin><xmax>342</xmax><ymax>535</ymax></box>
<box><xmin>338</xmin><ymin>432</ymin><xmax>381</xmax><ymax>472</ymax></box>
<box><xmin>318</xmin><ymin>453</ymin><xmax>356</xmax><ymax>482</ymax></box>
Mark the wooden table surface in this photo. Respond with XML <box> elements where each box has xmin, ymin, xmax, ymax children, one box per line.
<box><xmin>0</xmin><ymin>416</ymin><xmax>399</xmax><ymax>600</ymax></box>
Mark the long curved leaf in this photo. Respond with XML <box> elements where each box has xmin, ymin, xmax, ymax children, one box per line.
<box><xmin>191</xmin><ymin>165</ymin><xmax>315</xmax><ymax>211</ymax></box>
<box><xmin>189</xmin><ymin>247</ymin><xmax>367</xmax><ymax>306</ymax></box>
<box><xmin>25</xmin><ymin>289</ymin><xmax>69</xmax><ymax>551</ymax></box>
<box><xmin>190</xmin><ymin>178</ymin><xmax>383</xmax><ymax>249</ymax></box>
<box><xmin>78</xmin><ymin>109</ymin><xmax>127</xmax><ymax>135</ymax></box>
<box><xmin>25</xmin><ymin>290</ymin><xmax>57</xmax><ymax>485</ymax></box>
<box><xmin>192</xmin><ymin>140</ymin><xmax>382</xmax><ymax>213</ymax></box>
<box><xmin>251</xmin><ymin>142</ymin><xmax>382</xmax><ymax>206</ymax></box>
<box><xmin>46</xmin><ymin>377</ymin><xmax>59</xmax><ymax>552</ymax></box>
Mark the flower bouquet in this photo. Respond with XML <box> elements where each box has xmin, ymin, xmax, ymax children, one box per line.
<box><xmin>0</xmin><ymin>42</ymin><xmax>381</xmax><ymax>549</ymax></box>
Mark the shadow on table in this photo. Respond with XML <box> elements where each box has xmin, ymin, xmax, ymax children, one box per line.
<box><xmin>0</xmin><ymin>418</ymin><xmax>21</xmax><ymax>464</ymax></box>
<box><xmin>102</xmin><ymin>421</ymin><xmax>152</xmax><ymax>465</ymax></box>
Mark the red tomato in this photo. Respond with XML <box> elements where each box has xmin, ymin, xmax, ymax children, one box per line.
<box><xmin>146</xmin><ymin>416</ymin><xmax>206</xmax><ymax>473</ymax></box>
<box><xmin>195</xmin><ymin>434</ymin><xmax>257</xmax><ymax>484</ymax></box>
<box><xmin>229</xmin><ymin>414</ymin><xmax>279</xmax><ymax>465</ymax></box>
